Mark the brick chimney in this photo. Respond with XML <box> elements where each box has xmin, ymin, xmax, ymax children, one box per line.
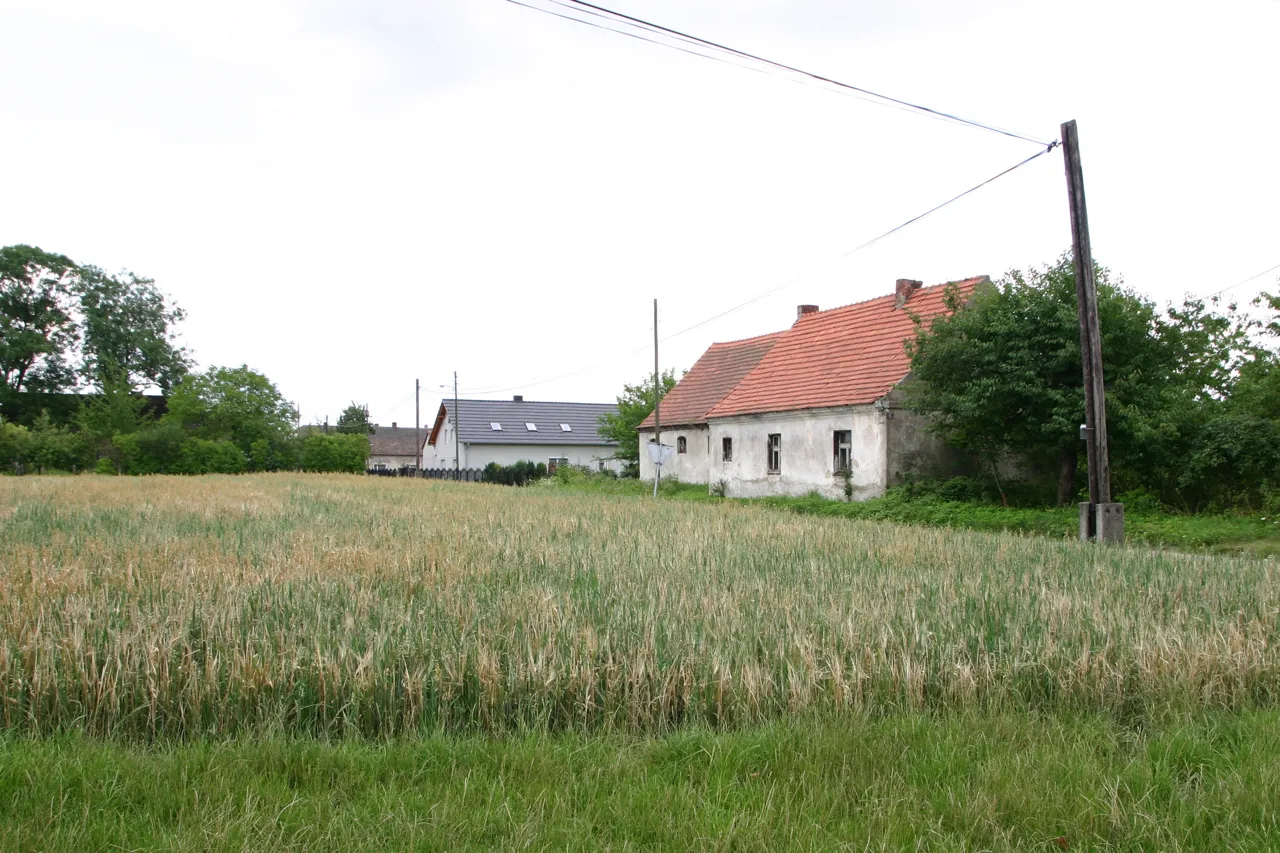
<box><xmin>392</xmin><ymin>422</ymin><xmax>397</xmax><ymax>428</ymax></box>
<box><xmin>796</xmin><ymin>304</ymin><xmax>819</xmax><ymax>320</ymax></box>
<box><xmin>513</xmin><ymin>395</ymin><xmax>523</xmax><ymax>402</ymax></box>
<box><xmin>894</xmin><ymin>279</ymin><xmax>922</xmax><ymax>309</ymax></box>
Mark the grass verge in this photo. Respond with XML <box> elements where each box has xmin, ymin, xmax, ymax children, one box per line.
<box><xmin>3</xmin><ymin>711</ymin><xmax>1279</xmax><ymax>851</ymax></box>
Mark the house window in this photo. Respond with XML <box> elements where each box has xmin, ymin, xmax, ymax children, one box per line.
<box><xmin>833</xmin><ymin>430</ymin><xmax>852</xmax><ymax>474</ymax></box>
<box><xmin>767</xmin><ymin>433</ymin><xmax>781</xmax><ymax>473</ymax></box>
<box><xmin>490</xmin><ymin>422</ymin><xmax>503</xmax><ymax>431</ymax></box>
<box><xmin>525</xmin><ymin>422</ymin><xmax>537</xmax><ymax>431</ymax></box>
<box><xmin>549</xmin><ymin>456</ymin><xmax>568</xmax><ymax>474</ymax></box>
<box><xmin>722</xmin><ymin>437</ymin><xmax>733</xmax><ymax>462</ymax></box>
<box><xmin>677</xmin><ymin>436</ymin><xmax>687</xmax><ymax>454</ymax></box>
<box><xmin>560</xmin><ymin>423</ymin><xmax>572</xmax><ymax>432</ymax></box>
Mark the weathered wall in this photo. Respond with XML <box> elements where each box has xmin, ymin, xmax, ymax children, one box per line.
<box><xmin>636</xmin><ymin>425</ymin><xmax>711</xmax><ymax>484</ymax></box>
<box><xmin>882</xmin><ymin>386</ymin><xmax>990</xmax><ymax>484</ymax></box>
<box><xmin>707</xmin><ymin>407</ymin><xmax>887</xmax><ymax>500</ymax></box>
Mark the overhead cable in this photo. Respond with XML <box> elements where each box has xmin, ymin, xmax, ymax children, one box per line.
<box><xmin>507</xmin><ymin>0</ymin><xmax>1053</xmax><ymax>146</ymax></box>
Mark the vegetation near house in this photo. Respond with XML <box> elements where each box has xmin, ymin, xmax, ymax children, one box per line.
<box><xmin>336</xmin><ymin>402</ymin><xmax>375</xmax><ymax>435</ymax></box>
<box><xmin>905</xmin><ymin>253</ymin><xmax>1280</xmax><ymax>510</ymax></box>
<box><xmin>597</xmin><ymin>368</ymin><xmax>677</xmax><ymax>476</ymax></box>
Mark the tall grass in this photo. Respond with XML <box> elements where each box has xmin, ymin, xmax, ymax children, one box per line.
<box><xmin>2</xmin><ymin>474</ymin><xmax>1278</xmax><ymax>738</ymax></box>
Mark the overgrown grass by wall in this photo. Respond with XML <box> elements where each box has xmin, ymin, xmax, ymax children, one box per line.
<box><xmin>2</xmin><ymin>474</ymin><xmax>1279</xmax><ymax>739</ymax></box>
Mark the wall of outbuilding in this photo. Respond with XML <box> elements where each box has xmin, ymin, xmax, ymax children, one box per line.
<box><xmin>636</xmin><ymin>425</ymin><xmax>711</xmax><ymax>484</ymax></box>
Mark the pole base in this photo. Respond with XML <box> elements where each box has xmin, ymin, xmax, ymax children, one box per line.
<box><xmin>1079</xmin><ymin>502</ymin><xmax>1125</xmax><ymax>544</ymax></box>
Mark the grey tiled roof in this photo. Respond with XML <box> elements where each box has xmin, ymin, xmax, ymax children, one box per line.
<box><xmin>433</xmin><ymin>399</ymin><xmax>618</xmax><ymax>446</ymax></box>
<box><xmin>369</xmin><ymin>425</ymin><xmax>424</xmax><ymax>458</ymax></box>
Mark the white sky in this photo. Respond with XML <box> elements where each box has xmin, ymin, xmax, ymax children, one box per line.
<box><xmin>2</xmin><ymin>0</ymin><xmax>1277</xmax><ymax>427</ymax></box>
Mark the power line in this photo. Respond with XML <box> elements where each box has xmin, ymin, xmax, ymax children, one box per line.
<box><xmin>1196</xmin><ymin>261</ymin><xmax>1280</xmax><ymax>300</ymax></box>
<box><xmin>458</xmin><ymin>141</ymin><xmax>1059</xmax><ymax>396</ymax></box>
<box><xmin>507</xmin><ymin>0</ymin><xmax>1053</xmax><ymax>147</ymax></box>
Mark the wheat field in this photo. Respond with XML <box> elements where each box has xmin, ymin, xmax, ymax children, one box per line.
<box><xmin>2</xmin><ymin>474</ymin><xmax>1277</xmax><ymax>738</ymax></box>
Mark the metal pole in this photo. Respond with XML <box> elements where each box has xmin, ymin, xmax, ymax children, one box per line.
<box><xmin>453</xmin><ymin>371</ymin><xmax>460</xmax><ymax>481</ymax></box>
<box><xmin>1061</xmin><ymin>119</ymin><xmax>1122</xmax><ymax>543</ymax></box>
<box><xmin>415</xmin><ymin>379</ymin><xmax>421</xmax><ymax>473</ymax></box>
<box><xmin>653</xmin><ymin>298</ymin><xmax>661</xmax><ymax>498</ymax></box>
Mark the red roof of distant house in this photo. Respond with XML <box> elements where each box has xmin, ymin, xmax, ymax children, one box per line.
<box><xmin>704</xmin><ymin>277</ymin><xmax>987</xmax><ymax>419</ymax></box>
<box><xmin>638</xmin><ymin>331</ymin><xmax>782</xmax><ymax>429</ymax></box>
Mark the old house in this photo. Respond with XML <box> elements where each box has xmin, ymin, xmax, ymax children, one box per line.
<box><xmin>423</xmin><ymin>396</ymin><xmax>622</xmax><ymax>473</ymax></box>
<box><xmin>367</xmin><ymin>423</ymin><xmax>425</xmax><ymax>471</ymax></box>
<box><xmin>637</xmin><ymin>277</ymin><xmax>988</xmax><ymax>499</ymax></box>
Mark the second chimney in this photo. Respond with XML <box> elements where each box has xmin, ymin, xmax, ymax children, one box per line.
<box><xmin>392</xmin><ymin>422</ymin><xmax>397</xmax><ymax>428</ymax></box>
<box><xmin>796</xmin><ymin>304</ymin><xmax>819</xmax><ymax>320</ymax></box>
<box><xmin>894</xmin><ymin>279</ymin><xmax>922</xmax><ymax>309</ymax></box>
<box><xmin>513</xmin><ymin>395</ymin><xmax>524</xmax><ymax>402</ymax></box>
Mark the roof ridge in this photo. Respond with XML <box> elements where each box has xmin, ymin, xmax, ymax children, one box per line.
<box><xmin>706</xmin><ymin>330</ymin><xmax>786</xmax><ymax>348</ymax></box>
<box><xmin>800</xmin><ymin>276</ymin><xmax>988</xmax><ymax>318</ymax></box>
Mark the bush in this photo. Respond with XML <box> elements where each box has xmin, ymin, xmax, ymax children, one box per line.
<box><xmin>94</xmin><ymin>457</ymin><xmax>117</xmax><ymax>475</ymax></box>
<box><xmin>299</xmin><ymin>433</ymin><xmax>368</xmax><ymax>474</ymax></box>
<box><xmin>483</xmin><ymin>460</ymin><xmax>548</xmax><ymax>486</ymax></box>
<box><xmin>1179</xmin><ymin>415</ymin><xmax>1280</xmax><ymax>510</ymax></box>
<box><xmin>173</xmin><ymin>439</ymin><xmax>247</xmax><ymax>475</ymax></box>
<box><xmin>113</xmin><ymin>421</ymin><xmax>186</xmax><ymax>475</ymax></box>
<box><xmin>24</xmin><ymin>411</ymin><xmax>93</xmax><ymax>472</ymax></box>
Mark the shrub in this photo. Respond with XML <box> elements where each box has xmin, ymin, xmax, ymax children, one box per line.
<box><xmin>113</xmin><ymin>421</ymin><xmax>186</xmax><ymax>475</ymax></box>
<box><xmin>1179</xmin><ymin>415</ymin><xmax>1280</xmax><ymax>510</ymax></box>
<box><xmin>94</xmin><ymin>457</ymin><xmax>118</xmax><ymax>475</ymax></box>
<box><xmin>299</xmin><ymin>433</ymin><xmax>368</xmax><ymax>474</ymax></box>
<box><xmin>483</xmin><ymin>460</ymin><xmax>548</xmax><ymax>486</ymax></box>
<box><xmin>173</xmin><ymin>439</ymin><xmax>247</xmax><ymax>475</ymax></box>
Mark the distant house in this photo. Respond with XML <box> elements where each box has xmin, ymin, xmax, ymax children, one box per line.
<box><xmin>367</xmin><ymin>423</ymin><xmax>426</xmax><ymax>471</ymax></box>
<box><xmin>423</xmin><ymin>396</ymin><xmax>622</xmax><ymax>473</ymax></box>
<box><xmin>638</xmin><ymin>277</ymin><xmax>988</xmax><ymax>500</ymax></box>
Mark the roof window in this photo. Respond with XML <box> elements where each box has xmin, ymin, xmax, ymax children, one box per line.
<box><xmin>490</xmin><ymin>422</ymin><xmax>502</xmax><ymax>431</ymax></box>
<box><xmin>560</xmin><ymin>423</ymin><xmax>572</xmax><ymax>432</ymax></box>
<box><xmin>525</xmin><ymin>422</ymin><xmax>537</xmax><ymax>431</ymax></box>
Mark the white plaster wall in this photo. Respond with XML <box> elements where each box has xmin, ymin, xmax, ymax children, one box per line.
<box><xmin>463</xmin><ymin>443</ymin><xmax>622</xmax><ymax>472</ymax></box>
<box><xmin>708</xmin><ymin>407</ymin><xmax>886</xmax><ymax>500</ymax></box>
<box><xmin>422</xmin><ymin>413</ymin><xmax>456</xmax><ymax>468</ymax></box>
<box><xmin>636</xmin><ymin>426</ymin><xmax>711</xmax><ymax>484</ymax></box>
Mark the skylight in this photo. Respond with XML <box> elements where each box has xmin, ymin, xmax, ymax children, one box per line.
<box><xmin>560</xmin><ymin>423</ymin><xmax>572</xmax><ymax>432</ymax></box>
<box><xmin>525</xmin><ymin>422</ymin><xmax>537</xmax><ymax>431</ymax></box>
<box><xmin>490</xmin><ymin>422</ymin><xmax>502</xmax><ymax>431</ymax></box>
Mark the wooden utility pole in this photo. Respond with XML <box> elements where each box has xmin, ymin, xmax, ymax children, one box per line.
<box><xmin>415</xmin><ymin>378</ymin><xmax>421</xmax><ymax>473</ymax></box>
<box><xmin>1061</xmin><ymin>119</ymin><xmax>1123</xmax><ymax>543</ymax></box>
<box><xmin>653</xmin><ymin>298</ymin><xmax>661</xmax><ymax>498</ymax></box>
<box><xmin>453</xmin><ymin>371</ymin><xmax>460</xmax><ymax>481</ymax></box>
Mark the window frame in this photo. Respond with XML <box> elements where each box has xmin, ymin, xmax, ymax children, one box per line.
<box><xmin>766</xmin><ymin>433</ymin><xmax>781</xmax><ymax>474</ymax></box>
<box><xmin>722</xmin><ymin>436</ymin><xmax>733</xmax><ymax>462</ymax></box>
<box><xmin>676</xmin><ymin>436</ymin><xmax>687</xmax><ymax>454</ymax></box>
<box><xmin>833</xmin><ymin>429</ymin><xmax>852</xmax><ymax>474</ymax></box>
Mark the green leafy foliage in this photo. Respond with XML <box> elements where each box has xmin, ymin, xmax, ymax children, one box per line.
<box><xmin>336</xmin><ymin>403</ymin><xmax>374</xmax><ymax>435</ymax></box>
<box><xmin>482</xmin><ymin>460</ymin><xmax>547</xmax><ymax>486</ymax></box>
<box><xmin>166</xmin><ymin>365</ymin><xmax>298</xmax><ymax>455</ymax></box>
<box><xmin>173</xmin><ymin>439</ymin><xmax>247</xmax><ymax>475</ymax></box>
<box><xmin>599</xmin><ymin>369</ymin><xmax>677</xmax><ymax>477</ymax></box>
<box><xmin>0</xmin><ymin>245</ymin><xmax>79</xmax><ymax>396</ymax></box>
<box><xmin>73</xmin><ymin>266</ymin><xmax>190</xmax><ymax>392</ymax></box>
<box><xmin>299</xmin><ymin>433</ymin><xmax>369</xmax><ymax>473</ymax></box>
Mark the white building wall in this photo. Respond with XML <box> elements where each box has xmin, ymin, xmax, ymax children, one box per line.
<box><xmin>636</xmin><ymin>425</ymin><xmax>711</xmax><ymax>484</ymax></box>
<box><xmin>708</xmin><ymin>406</ymin><xmax>887</xmax><ymax>500</ymax></box>
<box><xmin>422</xmin><ymin>412</ymin><xmax>457</xmax><ymax>469</ymax></box>
<box><xmin>368</xmin><ymin>454</ymin><xmax>416</xmax><ymax>470</ymax></box>
<box><xmin>462</xmin><ymin>443</ymin><xmax>622</xmax><ymax>472</ymax></box>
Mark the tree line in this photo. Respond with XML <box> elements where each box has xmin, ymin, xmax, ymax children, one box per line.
<box><xmin>0</xmin><ymin>244</ymin><xmax>368</xmax><ymax>475</ymax></box>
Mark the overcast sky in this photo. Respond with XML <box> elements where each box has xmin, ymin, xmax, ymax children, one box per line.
<box><xmin>2</xmin><ymin>0</ymin><xmax>1277</xmax><ymax>427</ymax></box>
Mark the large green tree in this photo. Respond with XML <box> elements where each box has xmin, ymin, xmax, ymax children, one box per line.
<box><xmin>904</xmin><ymin>254</ymin><xmax>1250</xmax><ymax>505</ymax></box>
<box><xmin>165</xmin><ymin>365</ymin><xmax>298</xmax><ymax>456</ymax></box>
<box><xmin>598</xmin><ymin>369</ymin><xmax>677</xmax><ymax>477</ymax></box>
<box><xmin>0</xmin><ymin>245</ymin><xmax>79</xmax><ymax>396</ymax></box>
<box><xmin>75</xmin><ymin>266</ymin><xmax>190</xmax><ymax>392</ymax></box>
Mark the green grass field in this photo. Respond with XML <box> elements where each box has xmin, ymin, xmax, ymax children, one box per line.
<box><xmin>2</xmin><ymin>474</ymin><xmax>1279</xmax><ymax>849</ymax></box>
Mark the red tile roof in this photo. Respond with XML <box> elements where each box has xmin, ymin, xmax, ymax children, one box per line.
<box><xmin>638</xmin><ymin>331</ymin><xmax>782</xmax><ymax>429</ymax></box>
<box><xmin>704</xmin><ymin>277</ymin><xmax>987</xmax><ymax>419</ymax></box>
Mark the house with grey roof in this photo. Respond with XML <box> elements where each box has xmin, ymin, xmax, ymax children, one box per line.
<box><xmin>368</xmin><ymin>423</ymin><xmax>426</xmax><ymax>471</ymax></box>
<box><xmin>423</xmin><ymin>395</ymin><xmax>622</xmax><ymax>473</ymax></box>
